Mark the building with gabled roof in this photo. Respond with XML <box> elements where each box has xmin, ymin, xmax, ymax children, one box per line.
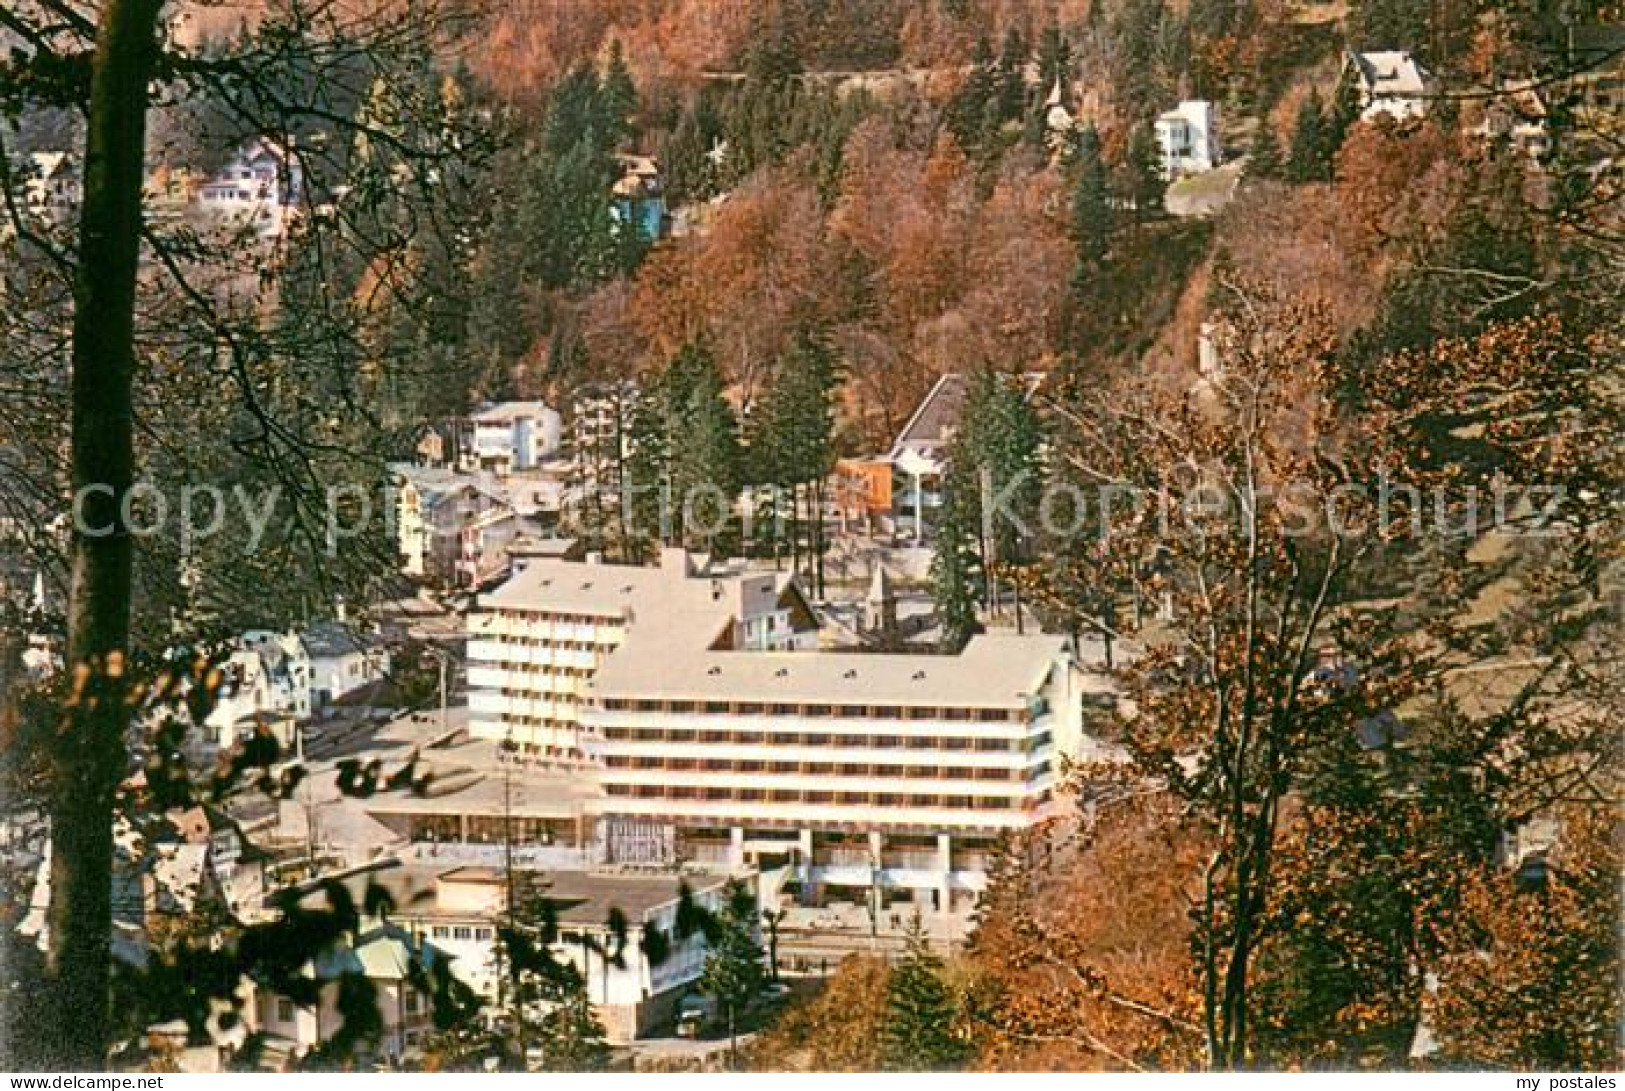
<box><xmin>1345</xmin><ymin>49</ymin><xmax>1436</xmax><ymax>122</ymax></box>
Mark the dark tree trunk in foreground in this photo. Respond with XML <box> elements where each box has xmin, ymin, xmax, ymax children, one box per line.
<box><xmin>44</xmin><ymin>0</ymin><xmax>161</xmax><ymax>1068</ymax></box>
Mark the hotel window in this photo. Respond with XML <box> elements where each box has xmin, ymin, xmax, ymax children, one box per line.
<box><xmin>838</xmin><ymin>705</ymin><xmax>866</xmax><ymax>719</ymax></box>
<box><xmin>277</xmin><ymin>998</ymin><xmax>296</xmax><ymax>1023</ymax></box>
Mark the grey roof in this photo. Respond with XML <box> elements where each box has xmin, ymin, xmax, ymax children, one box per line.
<box><xmin>388</xmin><ymin>462</ymin><xmax>511</xmax><ymax>510</ymax></box>
<box><xmin>470</xmin><ymin>400</ymin><xmax>555</xmax><ymax>423</ymax></box>
<box><xmin>300</xmin><ymin>621</ymin><xmax>368</xmax><ymax>660</ymax></box>
<box><xmin>364</xmin><ymin>765</ymin><xmax>600</xmax><ymax>820</ymax></box>
<box><xmin>886</xmin><ymin>372</ymin><xmax>1046</xmax><ymax>462</ymax></box>
<box><xmin>1571</xmin><ymin>23</ymin><xmax>1625</xmax><ymax>58</ymax></box>
<box><xmin>590</xmin><ymin>632</ymin><xmax>1071</xmax><ymax>710</ymax></box>
<box><xmin>477</xmin><ymin>555</ymin><xmax>746</xmax><ymax>649</ymax></box>
<box><xmin>1349</xmin><ymin>50</ymin><xmax>1433</xmax><ymax>96</ymax></box>
<box><xmin>888</xmin><ymin>373</ymin><xmax>967</xmax><ymax>460</ymax></box>
<box><xmin>439</xmin><ymin>867</ymin><xmax>726</xmax><ymax>926</ymax></box>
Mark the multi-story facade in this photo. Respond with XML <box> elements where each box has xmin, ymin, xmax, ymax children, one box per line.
<box><xmin>583</xmin><ymin>633</ymin><xmax>1084</xmax><ymax>914</ymax></box>
<box><xmin>466</xmin><ymin>549</ymin><xmax>817</xmax><ymax>762</ymax></box>
<box><xmin>467</xmin><ymin>400</ymin><xmax>563</xmax><ymax>475</ymax></box>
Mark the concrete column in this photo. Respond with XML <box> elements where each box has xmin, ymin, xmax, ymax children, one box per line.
<box><xmin>729</xmin><ymin>826</ymin><xmax>746</xmax><ymax>869</ymax></box>
<box><xmin>936</xmin><ymin>833</ymin><xmax>953</xmax><ymax>917</ymax></box>
<box><xmin>797</xmin><ymin>829</ymin><xmax>813</xmax><ymax>876</ymax></box>
<box><xmin>912</xmin><ymin>472</ymin><xmax>924</xmax><ymax>543</ymax></box>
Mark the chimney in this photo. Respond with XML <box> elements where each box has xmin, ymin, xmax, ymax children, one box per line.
<box><xmin>660</xmin><ymin>547</ymin><xmax>693</xmax><ymax>578</ymax></box>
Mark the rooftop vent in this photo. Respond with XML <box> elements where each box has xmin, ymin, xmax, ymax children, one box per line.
<box><xmin>912</xmin><ymin>670</ymin><xmax>927</xmax><ymax>680</ymax></box>
<box><xmin>843</xmin><ymin>669</ymin><xmax>857</xmax><ymax>679</ymax></box>
<box><xmin>707</xmin><ymin>665</ymin><xmax>722</xmax><ymax>676</ymax></box>
<box><xmin>775</xmin><ymin>667</ymin><xmax>789</xmax><ymax>677</ymax></box>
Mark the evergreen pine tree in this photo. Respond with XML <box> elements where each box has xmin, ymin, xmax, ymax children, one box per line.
<box><xmin>930</xmin><ymin>496</ymin><xmax>981</xmax><ymax>654</ymax></box>
<box><xmin>878</xmin><ymin>917</ymin><xmax>970</xmax><ymax>1071</ymax></box>
<box><xmin>1070</xmin><ymin>125</ymin><xmax>1113</xmax><ymax>284</ymax></box>
<box><xmin>698</xmin><ymin>881</ymin><xmax>765</xmax><ymax>1070</ymax></box>
<box><xmin>947</xmin><ymin>36</ymin><xmax>997</xmax><ymax>150</ymax></box>
<box><xmin>1036</xmin><ymin>22</ymin><xmax>1071</xmax><ymax>93</ymax></box>
<box><xmin>996</xmin><ymin>25</ymin><xmax>1028</xmax><ymax>122</ymax></box>
<box><xmin>1288</xmin><ymin>89</ymin><xmax>1330</xmax><ymax>183</ymax></box>
<box><xmin>626</xmin><ymin>341</ymin><xmax>742</xmax><ymax>552</ymax></box>
<box><xmin>1246</xmin><ymin>112</ymin><xmax>1284</xmax><ymax>180</ymax></box>
<box><xmin>1124</xmin><ymin>119</ymin><xmax>1166</xmax><ymax>221</ymax></box>
<box><xmin>599</xmin><ymin>38</ymin><xmax>638</xmax><ymax>148</ymax></box>
<box><xmin>745</xmin><ymin>330</ymin><xmax>841</xmax><ymax>590</ymax></box>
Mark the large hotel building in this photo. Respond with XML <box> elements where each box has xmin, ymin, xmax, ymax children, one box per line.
<box><xmin>463</xmin><ymin>549</ymin><xmax>1102</xmax><ymax>911</ymax></box>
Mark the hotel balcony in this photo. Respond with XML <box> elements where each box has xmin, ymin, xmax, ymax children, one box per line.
<box><xmin>582</xmin><ymin>708</ymin><xmax>1043</xmax><ymax>742</ymax></box>
<box><xmin>589</xmin><ymin>793</ymin><xmax>1053</xmax><ymax>833</ymax></box>
<box><xmin>599</xmin><ymin>766</ymin><xmax>1046</xmax><ymax>799</ymax></box>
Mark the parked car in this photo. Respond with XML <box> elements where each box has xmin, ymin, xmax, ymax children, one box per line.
<box><xmin>675</xmin><ymin>994</ymin><xmax>717</xmax><ymax>1038</ymax></box>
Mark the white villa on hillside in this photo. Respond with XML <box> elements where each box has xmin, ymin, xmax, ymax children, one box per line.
<box><xmin>195</xmin><ymin>139</ymin><xmax>302</xmax><ymax>239</ymax></box>
<box><xmin>467</xmin><ymin>400</ymin><xmax>563</xmax><ymax>476</ymax></box>
<box><xmin>1154</xmin><ymin>100</ymin><xmax>1222</xmax><ymax>177</ymax></box>
<box><xmin>1346</xmin><ymin>49</ymin><xmax>1436</xmax><ymax>122</ymax></box>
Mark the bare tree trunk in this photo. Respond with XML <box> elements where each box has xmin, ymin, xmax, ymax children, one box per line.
<box><xmin>44</xmin><ymin>0</ymin><xmax>161</xmax><ymax>1068</ymax></box>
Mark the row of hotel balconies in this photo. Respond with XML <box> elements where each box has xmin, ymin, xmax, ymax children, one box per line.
<box><xmin>595</xmin><ymin>791</ymin><xmax>1053</xmax><ymax>831</ymax></box>
<box><xmin>466</xmin><ymin>643</ymin><xmax>601</xmax><ymax>672</ymax></box>
<box><xmin>470</xmin><ymin>692</ymin><xmax>584</xmax><ymax>721</ymax></box>
<box><xmin>474</xmin><ymin>612</ymin><xmax>626</xmax><ymax>643</ymax></box>
<box><xmin>581</xmin><ymin>709</ymin><xmax>1052</xmax><ymax>741</ymax></box>
<box><xmin>599</xmin><ymin>767</ymin><xmax>1047</xmax><ymax>798</ymax></box>
<box><xmin>592</xmin><ymin>739</ymin><xmax>1050</xmax><ymax>770</ymax></box>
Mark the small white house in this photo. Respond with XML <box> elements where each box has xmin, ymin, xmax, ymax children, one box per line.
<box><xmin>22</xmin><ymin>152</ymin><xmax>79</xmax><ymax>221</ymax></box>
<box><xmin>300</xmin><ymin>622</ymin><xmax>389</xmax><ymax>711</ymax></box>
<box><xmin>1346</xmin><ymin>50</ymin><xmax>1436</xmax><ymax>122</ymax></box>
<box><xmin>249</xmin><ymin>924</ymin><xmax>447</xmax><ymax>1065</ymax></box>
<box><xmin>381</xmin><ymin>865</ymin><xmax>731</xmax><ymax>1042</ymax></box>
<box><xmin>467</xmin><ymin>401</ymin><xmax>563</xmax><ymax>475</ymax></box>
<box><xmin>204</xmin><ymin>630</ymin><xmax>312</xmax><ymax>749</ymax></box>
<box><xmin>1154</xmin><ymin>100</ymin><xmax>1222</xmax><ymax>178</ymax></box>
<box><xmin>195</xmin><ymin>139</ymin><xmax>303</xmax><ymax>239</ymax></box>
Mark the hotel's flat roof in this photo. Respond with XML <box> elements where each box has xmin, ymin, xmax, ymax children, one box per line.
<box><xmin>590</xmin><ymin>632</ymin><xmax>1070</xmax><ymax>710</ymax></box>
